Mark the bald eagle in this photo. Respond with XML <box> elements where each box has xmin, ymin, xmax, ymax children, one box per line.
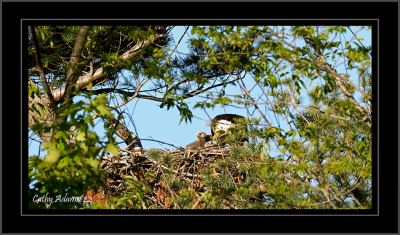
<box><xmin>211</xmin><ymin>114</ymin><xmax>248</xmax><ymax>146</ymax></box>
<box><xmin>186</xmin><ymin>131</ymin><xmax>211</xmax><ymax>151</ymax></box>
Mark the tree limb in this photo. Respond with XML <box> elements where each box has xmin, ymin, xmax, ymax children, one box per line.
<box><xmin>112</xmin><ymin>27</ymin><xmax>184</xmax><ymax>109</ymax></box>
<box><xmin>51</xmin><ymin>29</ymin><xmax>167</xmax><ymax>102</ymax></box>
<box><xmin>62</xmin><ymin>26</ymin><xmax>91</xmax><ymax>105</ymax></box>
<box><xmin>30</xmin><ymin>26</ymin><xmax>58</xmax><ymax>114</ymax></box>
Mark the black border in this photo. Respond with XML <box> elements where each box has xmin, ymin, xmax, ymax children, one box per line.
<box><xmin>1</xmin><ymin>1</ymin><xmax>397</xmax><ymax>234</ymax></box>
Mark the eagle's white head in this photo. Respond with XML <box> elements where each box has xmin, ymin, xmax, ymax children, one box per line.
<box><xmin>215</xmin><ymin>119</ymin><xmax>232</xmax><ymax>132</ymax></box>
<box><xmin>213</xmin><ymin>119</ymin><xmax>233</xmax><ymax>140</ymax></box>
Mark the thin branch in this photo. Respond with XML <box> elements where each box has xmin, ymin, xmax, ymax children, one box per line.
<box><xmin>192</xmin><ymin>190</ymin><xmax>208</xmax><ymax>209</ymax></box>
<box><xmin>30</xmin><ymin>26</ymin><xmax>58</xmax><ymax>113</ymax></box>
<box><xmin>322</xmin><ymin>32</ymin><xmax>338</xmax><ymax>54</ymax></box>
<box><xmin>112</xmin><ymin>27</ymin><xmax>184</xmax><ymax>110</ymax></box>
<box><xmin>29</xmin><ymin>136</ymin><xmax>43</xmax><ymax>143</ymax></box>
<box><xmin>87</xmin><ymin>88</ymin><xmax>166</xmax><ymax>102</ymax></box>
<box><xmin>233</xmin><ymin>72</ymin><xmax>272</xmax><ymax>128</ymax></box>
<box><xmin>118</xmin><ymin>139</ymin><xmax>179</xmax><ymax>149</ymax></box>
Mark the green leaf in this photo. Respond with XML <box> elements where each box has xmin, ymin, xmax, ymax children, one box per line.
<box><xmin>41</xmin><ymin>141</ymin><xmax>52</xmax><ymax>151</ymax></box>
<box><xmin>87</xmin><ymin>157</ymin><xmax>99</xmax><ymax>168</ymax></box>
<box><xmin>356</xmin><ymin>141</ymin><xmax>365</xmax><ymax>151</ymax></box>
<box><xmin>57</xmin><ymin>158</ymin><xmax>69</xmax><ymax>169</ymax></box>
<box><xmin>76</xmin><ymin>129</ymin><xmax>86</xmax><ymax>141</ymax></box>
<box><xmin>106</xmin><ymin>143</ymin><xmax>119</xmax><ymax>156</ymax></box>
<box><xmin>121</xmin><ymin>94</ymin><xmax>129</xmax><ymax>102</ymax></box>
<box><xmin>144</xmin><ymin>173</ymin><xmax>156</xmax><ymax>180</ymax></box>
<box><xmin>97</xmin><ymin>104</ymin><xmax>113</xmax><ymax>117</ymax></box>
<box><xmin>31</xmin><ymin>123</ymin><xmax>43</xmax><ymax>133</ymax></box>
<box><xmin>86</xmin><ymin>82</ymin><xmax>93</xmax><ymax>90</ymax></box>
<box><xmin>92</xmin><ymin>94</ymin><xmax>113</xmax><ymax>117</ymax></box>
<box><xmin>144</xmin><ymin>184</ymin><xmax>153</xmax><ymax>194</ymax></box>
<box><xmin>44</xmin><ymin>146</ymin><xmax>61</xmax><ymax>164</ymax></box>
<box><xmin>311</xmin><ymin>139</ymin><xmax>318</xmax><ymax>147</ymax></box>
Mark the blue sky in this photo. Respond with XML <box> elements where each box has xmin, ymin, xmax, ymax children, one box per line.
<box><xmin>29</xmin><ymin>25</ymin><xmax>372</xmax><ymax>160</ymax></box>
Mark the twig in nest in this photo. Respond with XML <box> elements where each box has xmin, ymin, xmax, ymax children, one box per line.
<box><xmin>192</xmin><ymin>190</ymin><xmax>209</xmax><ymax>209</ymax></box>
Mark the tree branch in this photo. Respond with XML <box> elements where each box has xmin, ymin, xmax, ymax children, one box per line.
<box><xmin>112</xmin><ymin>27</ymin><xmax>185</xmax><ymax>110</ymax></box>
<box><xmin>62</xmin><ymin>26</ymin><xmax>90</xmax><ymax>106</ymax></box>
<box><xmin>51</xmin><ymin>28</ymin><xmax>167</xmax><ymax>102</ymax></box>
<box><xmin>30</xmin><ymin>26</ymin><xmax>58</xmax><ymax>114</ymax></box>
<box><xmin>87</xmin><ymin>88</ymin><xmax>166</xmax><ymax>102</ymax></box>
<box><xmin>320</xmin><ymin>60</ymin><xmax>370</xmax><ymax>118</ymax></box>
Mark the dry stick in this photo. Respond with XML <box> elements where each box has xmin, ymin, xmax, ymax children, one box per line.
<box><xmin>191</xmin><ymin>163</ymin><xmax>195</xmax><ymax>189</ymax></box>
<box><xmin>290</xmin><ymin>95</ymin><xmax>310</xmax><ymax>124</ymax></box>
<box><xmin>121</xmin><ymin>137</ymin><xmax>138</xmax><ymax>151</ymax></box>
<box><xmin>192</xmin><ymin>190</ymin><xmax>209</xmax><ymax>209</ymax></box>
<box><xmin>227</xmin><ymin>168</ymin><xmax>238</xmax><ymax>190</ymax></box>
<box><xmin>117</xmin><ymin>138</ymin><xmax>179</xmax><ymax>149</ymax></box>
<box><xmin>145</xmin><ymin>195</ymin><xmax>167</xmax><ymax>209</ymax></box>
<box><xmin>149</xmin><ymin>136</ymin><xmax>167</xmax><ymax>150</ymax></box>
<box><xmin>94</xmin><ymin>78</ymin><xmax>109</xmax><ymax>87</ymax></box>
<box><xmin>183</xmin><ymin>159</ymin><xmax>195</xmax><ymax>178</ymax></box>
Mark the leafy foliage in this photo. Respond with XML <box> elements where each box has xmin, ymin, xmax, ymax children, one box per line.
<box><xmin>28</xmin><ymin>93</ymin><xmax>118</xmax><ymax>209</ymax></box>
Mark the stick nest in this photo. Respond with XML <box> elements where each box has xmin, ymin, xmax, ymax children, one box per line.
<box><xmin>93</xmin><ymin>144</ymin><xmax>260</xmax><ymax>208</ymax></box>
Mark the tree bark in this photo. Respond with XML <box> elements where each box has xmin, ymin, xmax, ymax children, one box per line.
<box><xmin>62</xmin><ymin>26</ymin><xmax>91</xmax><ymax>108</ymax></box>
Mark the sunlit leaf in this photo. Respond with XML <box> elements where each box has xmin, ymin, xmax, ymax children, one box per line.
<box><xmin>106</xmin><ymin>143</ymin><xmax>119</xmax><ymax>156</ymax></box>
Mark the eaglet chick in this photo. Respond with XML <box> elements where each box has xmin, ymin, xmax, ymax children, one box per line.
<box><xmin>185</xmin><ymin>131</ymin><xmax>210</xmax><ymax>151</ymax></box>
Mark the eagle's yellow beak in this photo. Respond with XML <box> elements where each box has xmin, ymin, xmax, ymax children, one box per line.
<box><xmin>213</xmin><ymin>133</ymin><xmax>219</xmax><ymax>140</ymax></box>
